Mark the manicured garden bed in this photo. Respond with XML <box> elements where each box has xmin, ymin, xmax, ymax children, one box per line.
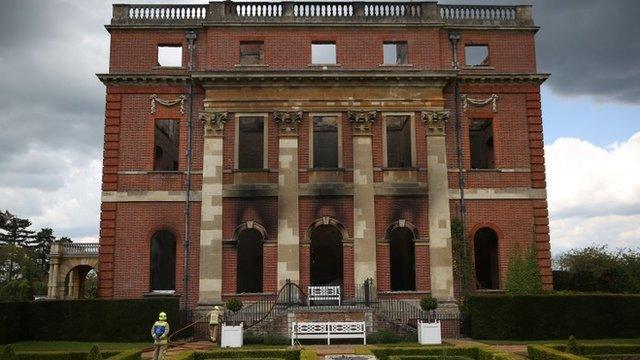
<box><xmin>529</xmin><ymin>344</ymin><xmax>640</xmax><ymax>360</ymax></box>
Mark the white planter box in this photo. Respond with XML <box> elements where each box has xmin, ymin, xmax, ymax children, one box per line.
<box><xmin>220</xmin><ymin>323</ymin><xmax>243</xmax><ymax>348</ymax></box>
<box><xmin>417</xmin><ymin>321</ymin><xmax>442</xmax><ymax>345</ymax></box>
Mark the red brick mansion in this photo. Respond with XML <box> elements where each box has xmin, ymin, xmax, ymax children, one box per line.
<box><xmin>97</xmin><ymin>1</ymin><xmax>552</xmax><ymax>314</ymax></box>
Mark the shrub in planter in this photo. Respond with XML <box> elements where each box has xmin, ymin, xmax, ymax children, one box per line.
<box><xmin>225</xmin><ymin>298</ymin><xmax>243</xmax><ymax>313</ymax></box>
<box><xmin>420</xmin><ymin>296</ymin><xmax>438</xmax><ymax>312</ymax></box>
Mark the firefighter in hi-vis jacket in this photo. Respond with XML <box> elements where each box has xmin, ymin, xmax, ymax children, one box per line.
<box><xmin>151</xmin><ymin>312</ymin><xmax>170</xmax><ymax>360</ymax></box>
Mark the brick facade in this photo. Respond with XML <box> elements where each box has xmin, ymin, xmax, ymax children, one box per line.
<box><xmin>98</xmin><ymin>1</ymin><xmax>552</xmax><ymax>313</ymax></box>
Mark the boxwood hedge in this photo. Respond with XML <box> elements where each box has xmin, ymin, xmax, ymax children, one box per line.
<box><xmin>469</xmin><ymin>294</ymin><xmax>640</xmax><ymax>340</ymax></box>
<box><xmin>0</xmin><ymin>297</ymin><xmax>179</xmax><ymax>344</ymax></box>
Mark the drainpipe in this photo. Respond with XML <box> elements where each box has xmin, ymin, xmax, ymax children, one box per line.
<box><xmin>449</xmin><ymin>31</ymin><xmax>469</xmax><ymax>293</ymax></box>
<box><xmin>183</xmin><ymin>29</ymin><xmax>197</xmax><ymax>317</ymax></box>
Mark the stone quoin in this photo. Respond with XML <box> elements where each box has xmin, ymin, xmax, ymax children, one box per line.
<box><xmin>96</xmin><ymin>1</ymin><xmax>552</xmax><ymax>319</ymax></box>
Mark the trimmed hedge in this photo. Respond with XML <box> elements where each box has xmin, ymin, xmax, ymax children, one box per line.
<box><xmin>550</xmin><ymin>346</ymin><xmax>640</xmax><ymax>356</ymax></box>
<box><xmin>469</xmin><ymin>294</ymin><xmax>640</xmax><ymax>340</ymax></box>
<box><xmin>528</xmin><ymin>345</ymin><xmax>588</xmax><ymax>360</ymax></box>
<box><xmin>0</xmin><ymin>302</ymin><xmax>28</xmax><ymax>344</ymax></box>
<box><xmin>12</xmin><ymin>351</ymin><xmax>119</xmax><ymax>360</ymax></box>
<box><xmin>370</xmin><ymin>347</ymin><xmax>478</xmax><ymax>360</ymax></box>
<box><xmin>0</xmin><ymin>297</ymin><xmax>179</xmax><ymax>343</ymax></box>
<box><xmin>387</xmin><ymin>356</ymin><xmax>473</xmax><ymax>360</ymax></box>
<box><xmin>104</xmin><ymin>350</ymin><xmax>142</xmax><ymax>360</ymax></box>
<box><xmin>194</xmin><ymin>350</ymin><xmax>301</xmax><ymax>360</ymax></box>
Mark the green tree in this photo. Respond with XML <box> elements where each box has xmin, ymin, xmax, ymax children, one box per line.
<box><xmin>28</xmin><ymin>228</ymin><xmax>56</xmax><ymax>279</ymax></box>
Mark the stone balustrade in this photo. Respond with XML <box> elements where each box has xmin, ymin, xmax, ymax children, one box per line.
<box><xmin>53</xmin><ymin>242</ymin><xmax>99</xmax><ymax>256</ymax></box>
<box><xmin>110</xmin><ymin>2</ymin><xmax>533</xmax><ymax>27</ymax></box>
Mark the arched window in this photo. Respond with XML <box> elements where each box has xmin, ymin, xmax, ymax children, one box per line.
<box><xmin>474</xmin><ymin>227</ymin><xmax>500</xmax><ymax>289</ymax></box>
<box><xmin>389</xmin><ymin>225</ymin><xmax>416</xmax><ymax>291</ymax></box>
<box><xmin>236</xmin><ymin>228</ymin><xmax>264</xmax><ymax>293</ymax></box>
<box><xmin>151</xmin><ymin>230</ymin><xmax>176</xmax><ymax>291</ymax></box>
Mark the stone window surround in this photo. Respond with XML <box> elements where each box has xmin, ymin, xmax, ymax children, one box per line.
<box><xmin>308</xmin><ymin>112</ymin><xmax>344</xmax><ymax>170</ymax></box>
<box><xmin>234</xmin><ymin>113</ymin><xmax>269</xmax><ymax>171</ymax></box>
<box><xmin>381</xmin><ymin>112</ymin><xmax>417</xmax><ymax>169</ymax></box>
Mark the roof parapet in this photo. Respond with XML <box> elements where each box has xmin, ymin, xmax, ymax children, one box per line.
<box><xmin>110</xmin><ymin>2</ymin><xmax>534</xmax><ymax>27</ymax></box>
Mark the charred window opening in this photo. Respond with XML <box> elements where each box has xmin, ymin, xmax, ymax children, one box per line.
<box><xmin>313</xmin><ymin>116</ymin><xmax>339</xmax><ymax>168</ymax></box>
<box><xmin>310</xmin><ymin>225</ymin><xmax>343</xmax><ymax>286</ymax></box>
<box><xmin>153</xmin><ymin>119</ymin><xmax>180</xmax><ymax>171</ymax></box>
<box><xmin>151</xmin><ymin>230</ymin><xmax>176</xmax><ymax>291</ymax></box>
<box><xmin>386</xmin><ymin>115</ymin><xmax>412</xmax><ymax>168</ymax></box>
<box><xmin>474</xmin><ymin>227</ymin><xmax>499</xmax><ymax>289</ymax></box>
<box><xmin>239</xmin><ymin>41</ymin><xmax>264</xmax><ymax>65</ymax></box>
<box><xmin>389</xmin><ymin>227</ymin><xmax>416</xmax><ymax>291</ymax></box>
<box><xmin>465</xmin><ymin>45</ymin><xmax>489</xmax><ymax>66</ymax></box>
<box><xmin>312</xmin><ymin>42</ymin><xmax>336</xmax><ymax>64</ymax></box>
<box><xmin>469</xmin><ymin>119</ymin><xmax>495</xmax><ymax>169</ymax></box>
<box><xmin>157</xmin><ymin>45</ymin><xmax>182</xmax><ymax>67</ymax></box>
<box><xmin>238</xmin><ymin>116</ymin><xmax>265</xmax><ymax>170</ymax></box>
<box><xmin>383</xmin><ymin>42</ymin><xmax>408</xmax><ymax>65</ymax></box>
<box><xmin>236</xmin><ymin>228</ymin><xmax>264</xmax><ymax>293</ymax></box>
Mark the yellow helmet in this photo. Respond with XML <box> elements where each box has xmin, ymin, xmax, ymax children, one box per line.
<box><xmin>214</xmin><ymin>306</ymin><xmax>219</xmax><ymax>310</ymax></box>
<box><xmin>158</xmin><ymin>312</ymin><xmax>167</xmax><ymax>321</ymax></box>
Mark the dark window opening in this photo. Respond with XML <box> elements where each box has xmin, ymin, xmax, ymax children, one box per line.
<box><xmin>465</xmin><ymin>45</ymin><xmax>489</xmax><ymax>66</ymax></box>
<box><xmin>386</xmin><ymin>115</ymin><xmax>412</xmax><ymax>168</ymax></box>
<box><xmin>238</xmin><ymin>116</ymin><xmax>264</xmax><ymax>170</ymax></box>
<box><xmin>151</xmin><ymin>230</ymin><xmax>176</xmax><ymax>291</ymax></box>
<box><xmin>313</xmin><ymin>116</ymin><xmax>339</xmax><ymax>168</ymax></box>
<box><xmin>236</xmin><ymin>228</ymin><xmax>264</xmax><ymax>293</ymax></box>
<box><xmin>310</xmin><ymin>225</ymin><xmax>343</xmax><ymax>286</ymax></box>
<box><xmin>389</xmin><ymin>227</ymin><xmax>416</xmax><ymax>291</ymax></box>
<box><xmin>157</xmin><ymin>45</ymin><xmax>182</xmax><ymax>67</ymax></box>
<box><xmin>383</xmin><ymin>42</ymin><xmax>408</xmax><ymax>65</ymax></box>
<box><xmin>153</xmin><ymin>119</ymin><xmax>180</xmax><ymax>171</ymax></box>
<box><xmin>239</xmin><ymin>41</ymin><xmax>264</xmax><ymax>65</ymax></box>
<box><xmin>469</xmin><ymin>119</ymin><xmax>495</xmax><ymax>169</ymax></box>
<box><xmin>312</xmin><ymin>42</ymin><xmax>336</xmax><ymax>64</ymax></box>
<box><xmin>474</xmin><ymin>227</ymin><xmax>499</xmax><ymax>289</ymax></box>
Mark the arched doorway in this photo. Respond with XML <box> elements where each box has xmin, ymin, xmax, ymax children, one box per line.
<box><xmin>389</xmin><ymin>226</ymin><xmax>416</xmax><ymax>291</ymax></box>
<box><xmin>63</xmin><ymin>265</ymin><xmax>97</xmax><ymax>299</ymax></box>
<box><xmin>236</xmin><ymin>227</ymin><xmax>264</xmax><ymax>293</ymax></box>
<box><xmin>474</xmin><ymin>227</ymin><xmax>500</xmax><ymax>289</ymax></box>
<box><xmin>150</xmin><ymin>230</ymin><xmax>176</xmax><ymax>291</ymax></box>
<box><xmin>310</xmin><ymin>224</ymin><xmax>343</xmax><ymax>286</ymax></box>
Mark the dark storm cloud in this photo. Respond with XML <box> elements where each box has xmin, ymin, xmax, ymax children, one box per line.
<box><xmin>442</xmin><ymin>0</ymin><xmax>640</xmax><ymax>103</ymax></box>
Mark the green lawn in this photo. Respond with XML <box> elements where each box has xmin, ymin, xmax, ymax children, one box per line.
<box><xmin>6</xmin><ymin>341</ymin><xmax>148</xmax><ymax>352</ymax></box>
<box><xmin>479</xmin><ymin>339</ymin><xmax>640</xmax><ymax>345</ymax></box>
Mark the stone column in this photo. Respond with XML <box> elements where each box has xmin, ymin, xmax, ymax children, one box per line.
<box><xmin>47</xmin><ymin>242</ymin><xmax>63</xmax><ymax>299</ymax></box>
<box><xmin>198</xmin><ymin>112</ymin><xmax>227</xmax><ymax>304</ymax></box>
<box><xmin>422</xmin><ymin>110</ymin><xmax>455</xmax><ymax>301</ymax></box>
<box><xmin>348</xmin><ymin>111</ymin><xmax>378</xmax><ymax>286</ymax></box>
<box><xmin>274</xmin><ymin>111</ymin><xmax>302</xmax><ymax>287</ymax></box>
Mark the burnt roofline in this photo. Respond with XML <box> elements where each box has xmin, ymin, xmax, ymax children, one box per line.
<box><xmin>109</xmin><ymin>2</ymin><xmax>535</xmax><ymax>28</ymax></box>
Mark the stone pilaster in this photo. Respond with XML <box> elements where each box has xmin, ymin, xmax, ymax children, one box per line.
<box><xmin>274</xmin><ymin>111</ymin><xmax>302</xmax><ymax>287</ymax></box>
<box><xmin>422</xmin><ymin>110</ymin><xmax>455</xmax><ymax>301</ymax></box>
<box><xmin>198</xmin><ymin>111</ymin><xmax>227</xmax><ymax>304</ymax></box>
<box><xmin>348</xmin><ymin>111</ymin><xmax>377</xmax><ymax>286</ymax></box>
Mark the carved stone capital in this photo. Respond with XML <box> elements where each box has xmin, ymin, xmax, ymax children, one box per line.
<box><xmin>200</xmin><ymin>112</ymin><xmax>227</xmax><ymax>137</ymax></box>
<box><xmin>274</xmin><ymin>111</ymin><xmax>303</xmax><ymax>136</ymax></box>
<box><xmin>348</xmin><ymin>110</ymin><xmax>377</xmax><ymax>136</ymax></box>
<box><xmin>421</xmin><ymin>110</ymin><xmax>450</xmax><ymax>136</ymax></box>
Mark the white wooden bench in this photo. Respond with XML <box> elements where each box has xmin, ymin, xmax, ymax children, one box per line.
<box><xmin>307</xmin><ymin>285</ymin><xmax>341</xmax><ymax>306</ymax></box>
<box><xmin>291</xmin><ymin>321</ymin><xmax>366</xmax><ymax>345</ymax></box>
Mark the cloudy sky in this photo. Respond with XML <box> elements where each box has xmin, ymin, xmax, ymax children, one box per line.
<box><xmin>0</xmin><ymin>0</ymin><xmax>638</xmax><ymax>255</ymax></box>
